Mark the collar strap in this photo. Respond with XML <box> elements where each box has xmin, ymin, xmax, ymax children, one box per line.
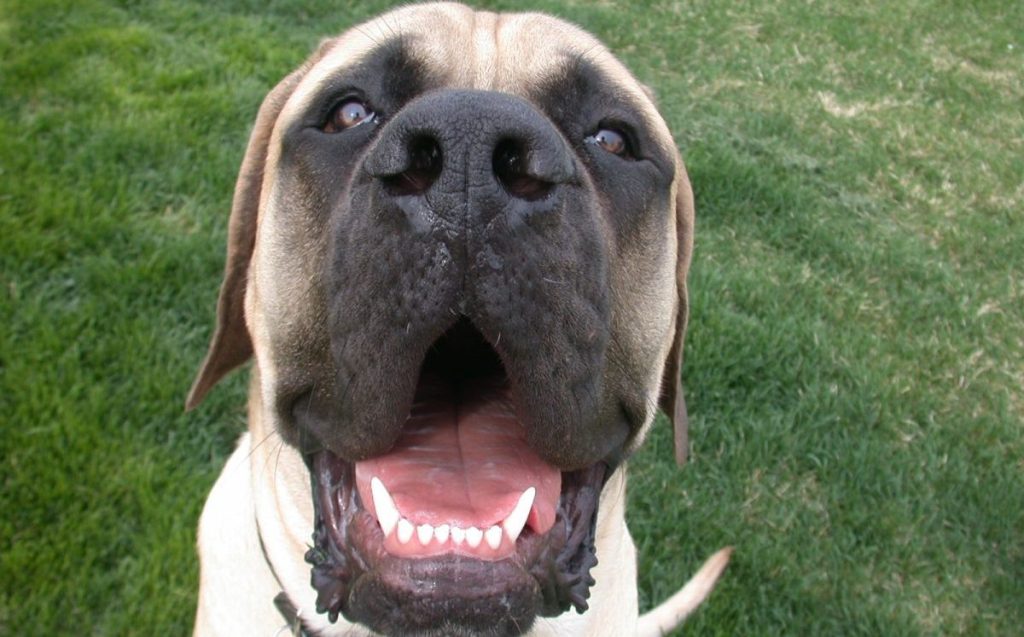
<box><xmin>273</xmin><ymin>592</ymin><xmax>314</xmax><ymax>637</ymax></box>
<box><xmin>255</xmin><ymin>512</ymin><xmax>317</xmax><ymax>636</ymax></box>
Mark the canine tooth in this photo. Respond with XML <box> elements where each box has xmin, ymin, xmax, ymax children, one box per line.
<box><xmin>417</xmin><ymin>523</ymin><xmax>434</xmax><ymax>545</ymax></box>
<box><xmin>397</xmin><ymin>519</ymin><xmax>414</xmax><ymax>544</ymax></box>
<box><xmin>450</xmin><ymin>527</ymin><xmax>466</xmax><ymax>545</ymax></box>
<box><xmin>465</xmin><ymin>526</ymin><xmax>483</xmax><ymax>548</ymax></box>
<box><xmin>371</xmin><ymin>477</ymin><xmax>400</xmax><ymax>537</ymax></box>
<box><xmin>434</xmin><ymin>524</ymin><xmax>450</xmax><ymax>544</ymax></box>
<box><xmin>485</xmin><ymin>525</ymin><xmax>502</xmax><ymax>550</ymax></box>
<box><xmin>502</xmin><ymin>487</ymin><xmax>535</xmax><ymax>543</ymax></box>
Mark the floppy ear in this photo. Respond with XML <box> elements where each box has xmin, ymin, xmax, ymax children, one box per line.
<box><xmin>659</xmin><ymin>161</ymin><xmax>695</xmax><ymax>466</ymax></box>
<box><xmin>184</xmin><ymin>64</ymin><xmax>315</xmax><ymax>410</ymax></box>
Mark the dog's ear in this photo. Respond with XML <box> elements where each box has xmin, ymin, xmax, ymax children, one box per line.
<box><xmin>185</xmin><ymin>46</ymin><xmax>330</xmax><ymax>410</ymax></box>
<box><xmin>659</xmin><ymin>162</ymin><xmax>695</xmax><ymax>466</ymax></box>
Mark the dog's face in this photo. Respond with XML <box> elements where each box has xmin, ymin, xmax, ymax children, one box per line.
<box><xmin>189</xmin><ymin>3</ymin><xmax>693</xmax><ymax>635</ymax></box>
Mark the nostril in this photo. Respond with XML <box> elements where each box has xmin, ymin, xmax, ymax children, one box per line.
<box><xmin>492</xmin><ymin>139</ymin><xmax>554</xmax><ymax>202</ymax></box>
<box><xmin>382</xmin><ymin>136</ymin><xmax>442</xmax><ymax>197</ymax></box>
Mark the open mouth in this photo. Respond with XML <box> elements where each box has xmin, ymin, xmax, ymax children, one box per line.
<box><xmin>304</xmin><ymin>319</ymin><xmax>607</xmax><ymax>635</ymax></box>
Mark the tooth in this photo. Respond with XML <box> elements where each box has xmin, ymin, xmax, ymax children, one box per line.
<box><xmin>465</xmin><ymin>526</ymin><xmax>483</xmax><ymax>548</ymax></box>
<box><xmin>451</xmin><ymin>527</ymin><xmax>466</xmax><ymax>545</ymax></box>
<box><xmin>434</xmin><ymin>524</ymin><xmax>450</xmax><ymax>544</ymax></box>
<box><xmin>371</xmin><ymin>477</ymin><xmax>400</xmax><ymax>537</ymax></box>
<box><xmin>397</xmin><ymin>519</ymin><xmax>414</xmax><ymax>544</ymax></box>
<box><xmin>502</xmin><ymin>487</ymin><xmax>535</xmax><ymax>543</ymax></box>
<box><xmin>417</xmin><ymin>523</ymin><xmax>434</xmax><ymax>545</ymax></box>
<box><xmin>485</xmin><ymin>525</ymin><xmax>502</xmax><ymax>550</ymax></box>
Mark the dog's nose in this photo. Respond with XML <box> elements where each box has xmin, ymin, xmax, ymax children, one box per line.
<box><xmin>364</xmin><ymin>90</ymin><xmax>577</xmax><ymax>226</ymax></box>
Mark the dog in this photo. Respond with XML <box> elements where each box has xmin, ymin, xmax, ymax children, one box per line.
<box><xmin>186</xmin><ymin>3</ymin><xmax>730</xmax><ymax>635</ymax></box>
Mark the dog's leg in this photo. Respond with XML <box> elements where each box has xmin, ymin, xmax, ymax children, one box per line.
<box><xmin>635</xmin><ymin>547</ymin><xmax>732</xmax><ymax>637</ymax></box>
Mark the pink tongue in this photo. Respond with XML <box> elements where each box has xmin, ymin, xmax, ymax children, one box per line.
<box><xmin>354</xmin><ymin>376</ymin><xmax>561</xmax><ymax>533</ymax></box>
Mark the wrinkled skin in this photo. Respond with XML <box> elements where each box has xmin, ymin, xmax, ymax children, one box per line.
<box><xmin>189</xmin><ymin>4</ymin><xmax>700</xmax><ymax>636</ymax></box>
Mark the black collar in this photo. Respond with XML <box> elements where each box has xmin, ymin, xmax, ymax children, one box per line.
<box><xmin>274</xmin><ymin>592</ymin><xmax>313</xmax><ymax>637</ymax></box>
<box><xmin>255</xmin><ymin>513</ymin><xmax>317</xmax><ymax>637</ymax></box>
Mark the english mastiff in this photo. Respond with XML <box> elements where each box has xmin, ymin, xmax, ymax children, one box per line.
<box><xmin>187</xmin><ymin>3</ymin><xmax>730</xmax><ymax>635</ymax></box>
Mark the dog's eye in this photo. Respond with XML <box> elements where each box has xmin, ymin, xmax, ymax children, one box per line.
<box><xmin>586</xmin><ymin>128</ymin><xmax>629</xmax><ymax>157</ymax></box>
<box><xmin>324</xmin><ymin>98</ymin><xmax>376</xmax><ymax>132</ymax></box>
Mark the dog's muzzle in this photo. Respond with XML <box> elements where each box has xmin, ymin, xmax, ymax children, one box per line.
<box><xmin>280</xmin><ymin>90</ymin><xmax>635</xmax><ymax>635</ymax></box>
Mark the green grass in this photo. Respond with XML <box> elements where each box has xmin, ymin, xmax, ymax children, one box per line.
<box><xmin>2</xmin><ymin>0</ymin><xmax>1021</xmax><ymax>634</ymax></box>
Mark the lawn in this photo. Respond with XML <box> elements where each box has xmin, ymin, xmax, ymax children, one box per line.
<box><xmin>1</xmin><ymin>0</ymin><xmax>1021</xmax><ymax>634</ymax></box>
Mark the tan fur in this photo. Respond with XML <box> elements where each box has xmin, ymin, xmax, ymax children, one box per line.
<box><xmin>190</xmin><ymin>4</ymin><xmax>727</xmax><ymax>635</ymax></box>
